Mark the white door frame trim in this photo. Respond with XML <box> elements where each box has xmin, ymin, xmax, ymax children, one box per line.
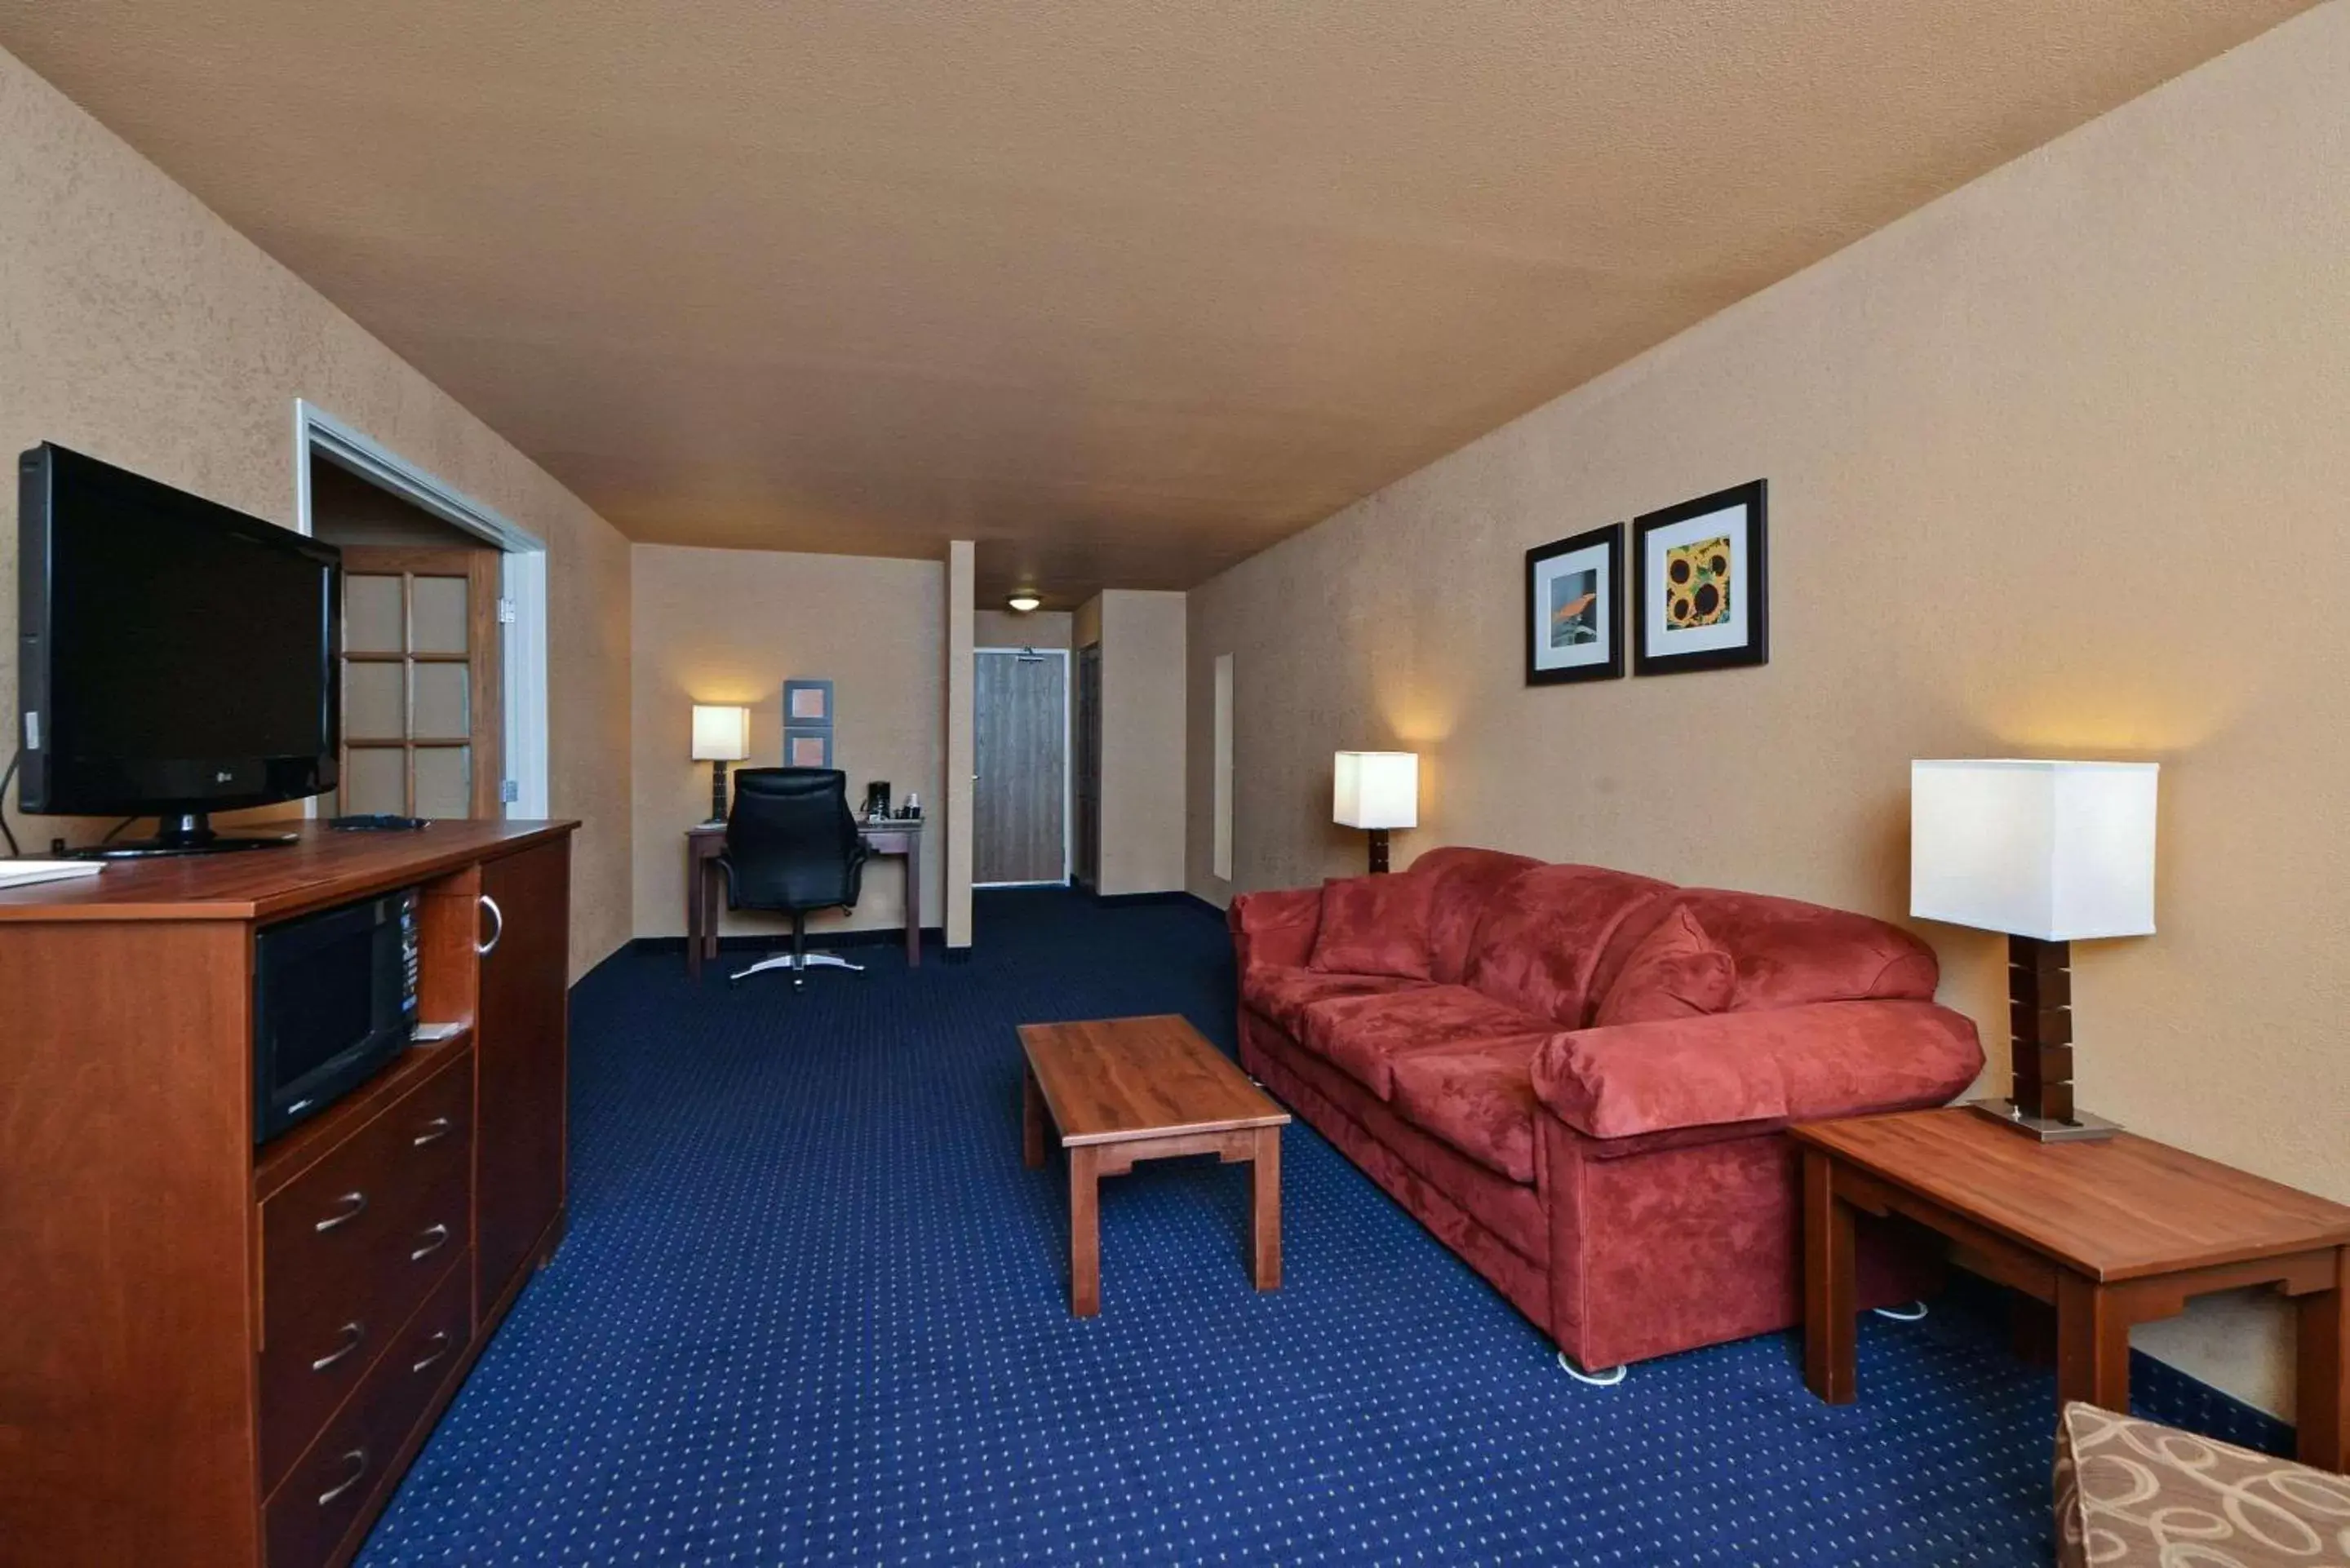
<box><xmin>972</xmin><ymin>645</ymin><xmax>1073</xmax><ymax>888</ymax></box>
<box><xmin>293</xmin><ymin>399</ymin><xmax>551</xmax><ymax>819</ymax></box>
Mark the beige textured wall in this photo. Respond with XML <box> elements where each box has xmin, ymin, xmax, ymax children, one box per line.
<box><xmin>0</xmin><ymin>44</ymin><xmax>633</xmax><ymax>978</ymax></box>
<box><xmin>629</xmin><ymin>543</ymin><xmax>943</xmax><ymax>941</ymax></box>
<box><xmin>1097</xmin><ymin>590</ymin><xmax>1188</xmax><ymax>895</ymax></box>
<box><xmin>1186</xmin><ymin>5</ymin><xmax>2350</xmax><ymax>1416</ymax></box>
<box><xmin>975</xmin><ymin>609</ymin><xmax>1072</xmax><ymax>650</ymax></box>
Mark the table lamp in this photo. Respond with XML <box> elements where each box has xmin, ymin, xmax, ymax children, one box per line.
<box><xmin>1910</xmin><ymin>759</ymin><xmax>2158</xmax><ymax>1141</ymax></box>
<box><xmin>692</xmin><ymin>704</ymin><xmax>751</xmax><ymax>822</ymax></box>
<box><xmin>1333</xmin><ymin>751</ymin><xmax>1418</xmax><ymax>874</ymax></box>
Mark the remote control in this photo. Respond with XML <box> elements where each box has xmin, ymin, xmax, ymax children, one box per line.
<box><xmin>329</xmin><ymin>813</ymin><xmax>429</xmax><ymax>831</ymax></box>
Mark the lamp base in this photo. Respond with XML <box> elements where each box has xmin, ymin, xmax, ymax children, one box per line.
<box><xmin>1964</xmin><ymin>1096</ymin><xmax>2122</xmax><ymax>1143</ymax></box>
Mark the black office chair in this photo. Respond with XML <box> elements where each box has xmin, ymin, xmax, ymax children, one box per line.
<box><xmin>717</xmin><ymin>768</ymin><xmax>871</xmax><ymax>990</ymax></box>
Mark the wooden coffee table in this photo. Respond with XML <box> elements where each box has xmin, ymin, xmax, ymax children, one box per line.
<box><xmin>1018</xmin><ymin>1015</ymin><xmax>1291</xmax><ymax>1318</ymax></box>
<box><xmin>1793</xmin><ymin>1108</ymin><xmax>2350</xmax><ymax>1471</ymax></box>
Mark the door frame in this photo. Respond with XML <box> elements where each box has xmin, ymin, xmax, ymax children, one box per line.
<box><xmin>972</xmin><ymin>645</ymin><xmax>1073</xmax><ymax>888</ymax></box>
<box><xmin>294</xmin><ymin>399</ymin><xmax>550</xmax><ymax>818</ymax></box>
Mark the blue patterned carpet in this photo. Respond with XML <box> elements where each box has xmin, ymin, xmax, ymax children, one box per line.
<box><xmin>357</xmin><ymin>889</ymin><xmax>2287</xmax><ymax>1566</ymax></box>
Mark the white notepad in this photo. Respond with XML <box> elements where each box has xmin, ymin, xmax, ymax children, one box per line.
<box><xmin>0</xmin><ymin>859</ymin><xmax>104</xmax><ymax>891</ymax></box>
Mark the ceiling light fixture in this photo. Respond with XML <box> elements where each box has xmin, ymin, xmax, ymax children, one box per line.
<box><xmin>1006</xmin><ymin>591</ymin><xmax>1042</xmax><ymax>613</ymax></box>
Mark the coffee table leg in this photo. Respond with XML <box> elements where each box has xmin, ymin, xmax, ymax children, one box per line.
<box><xmin>2295</xmin><ymin>1246</ymin><xmax>2348</xmax><ymax>1471</ymax></box>
<box><xmin>2055</xmin><ymin>1273</ymin><xmax>2132</xmax><ymax>1411</ymax></box>
<box><xmin>1802</xmin><ymin>1149</ymin><xmax>1857</xmax><ymax>1403</ymax></box>
<box><xmin>1250</xmin><ymin>1127</ymin><xmax>1282</xmax><ymax>1291</ymax></box>
<box><xmin>1022</xmin><ymin>1069</ymin><xmax>1047</xmax><ymax>1169</ymax></box>
<box><xmin>1069</xmin><ymin>1145</ymin><xmax>1101</xmax><ymax>1318</ymax></box>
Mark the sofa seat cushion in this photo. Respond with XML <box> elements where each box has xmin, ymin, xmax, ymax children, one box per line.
<box><xmin>1308</xmin><ymin>872</ymin><xmax>1437</xmax><ymax>980</ymax></box>
<box><xmin>1242</xmin><ymin>967</ymin><xmax>1428</xmax><ymax>1035</ymax></box>
<box><xmin>1594</xmin><ymin>905</ymin><xmax>1736</xmax><ymax>1027</ymax></box>
<box><xmin>1387</xmin><ymin>1036</ymin><xmax>1545</xmax><ymax>1185</ymax></box>
<box><xmin>1297</xmin><ymin>984</ymin><xmax>1550</xmax><ymax>1099</ymax></box>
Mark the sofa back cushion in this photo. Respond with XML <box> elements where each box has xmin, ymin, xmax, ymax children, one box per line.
<box><xmin>1411</xmin><ymin>845</ymin><xmax>1543</xmax><ymax>984</ymax></box>
<box><xmin>1656</xmin><ymin>888</ymin><xmax>1939</xmax><ymax>1012</ymax></box>
<box><xmin>1308</xmin><ymin>872</ymin><xmax>1436</xmax><ymax>980</ymax></box>
<box><xmin>1462</xmin><ymin>863</ymin><xmax>1673</xmax><ymax>1027</ymax></box>
<box><xmin>1592</xmin><ymin>905</ymin><xmax>1736</xmax><ymax>1027</ymax></box>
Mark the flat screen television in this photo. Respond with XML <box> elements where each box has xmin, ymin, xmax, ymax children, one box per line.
<box><xmin>16</xmin><ymin>443</ymin><xmax>341</xmax><ymax>855</ymax></box>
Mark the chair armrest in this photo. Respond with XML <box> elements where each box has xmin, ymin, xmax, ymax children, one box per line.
<box><xmin>1529</xmin><ymin>1001</ymin><xmax>1983</xmax><ymax>1142</ymax></box>
<box><xmin>1227</xmin><ymin>887</ymin><xmax>1323</xmax><ymax>972</ymax></box>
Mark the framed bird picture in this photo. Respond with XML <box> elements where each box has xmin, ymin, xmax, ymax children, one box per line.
<box><xmin>1632</xmin><ymin>480</ymin><xmax>1768</xmax><ymax>675</ymax></box>
<box><xmin>1524</xmin><ymin>523</ymin><xmax>1625</xmax><ymax>685</ymax></box>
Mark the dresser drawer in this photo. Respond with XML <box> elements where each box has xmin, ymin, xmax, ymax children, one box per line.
<box><xmin>259</xmin><ymin>1061</ymin><xmax>473</xmax><ymax>1489</ymax></box>
<box><xmin>265</xmin><ymin>1258</ymin><xmax>473</xmax><ymax>1568</ymax></box>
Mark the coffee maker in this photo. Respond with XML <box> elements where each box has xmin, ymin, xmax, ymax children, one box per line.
<box><xmin>862</xmin><ymin>781</ymin><xmax>891</xmax><ymax>822</ymax></box>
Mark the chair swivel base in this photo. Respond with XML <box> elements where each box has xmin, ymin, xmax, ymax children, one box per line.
<box><xmin>729</xmin><ymin>951</ymin><xmax>866</xmax><ymax>989</ymax></box>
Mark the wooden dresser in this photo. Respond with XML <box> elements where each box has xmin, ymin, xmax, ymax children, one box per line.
<box><xmin>0</xmin><ymin>820</ymin><xmax>576</xmax><ymax>1568</ymax></box>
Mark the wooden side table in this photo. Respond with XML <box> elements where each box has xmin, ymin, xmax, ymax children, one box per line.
<box><xmin>684</xmin><ymin>819</ymin><xmax>924</xmax><ymax>979</ymax></box>
<box><xmin>1793</xmin><ymin>1109</ymin><xmax>2350</xmax><ymax>1472</ymax></box>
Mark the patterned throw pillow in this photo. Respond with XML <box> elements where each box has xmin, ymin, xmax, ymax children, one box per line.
<box><xmin>2054</xmin><ymin>1402</ymin><xmax>2350</xmax><ymax>1566</ymax></box>
<box><xmin>1306</xmin><ymin>873</ymin><xmax>1436</xmax><ymax>981</ymax></box>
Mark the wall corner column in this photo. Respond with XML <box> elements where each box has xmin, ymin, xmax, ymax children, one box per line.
<box><xmin>945</xmin><ymin>541</ymin><xmax>976</xmax><ymax>949</ymax></box>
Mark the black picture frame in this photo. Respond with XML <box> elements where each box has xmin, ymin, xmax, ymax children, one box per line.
<box><xmin>1523</xmin><ymin>522</ymin><xmax>1625</xmax><ymax>685</ymax></box>
<box><xmin>1631</xmin><ymin>479</ymin><xmax>1769</xmax><ymax>675</ymax></box>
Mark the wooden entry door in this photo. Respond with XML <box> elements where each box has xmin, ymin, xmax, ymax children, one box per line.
<box><xmin>335</xmin><ymin>546</ymin><xmax>504</xmax><ymax>818</ymax></box>
<box><xmin>974</xmin><ymin>649</ymin><xmax>1068</xmax><ymax>884</ymax></box>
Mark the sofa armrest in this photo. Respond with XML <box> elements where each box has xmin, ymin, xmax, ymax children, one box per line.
<box><xmin>1228</xmin><ymin>887</ymin><xmax>1323</xmax><ymax>973</ymax></box>
<box><xmin>1529</xmin><ymin>1000</ymin><xmax>1984</xmax><ymax>1142</ymax></box>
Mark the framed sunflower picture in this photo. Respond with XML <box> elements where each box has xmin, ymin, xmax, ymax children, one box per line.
<box><xmin>1524</xmin><ymin>522</ymin><xmax>1624</xmax><ymax>685</ymax></box>
<box><xmin>1632</xmin><ymin>480</ymin><xmax>1768</xmax><ymax>675</ymax></box>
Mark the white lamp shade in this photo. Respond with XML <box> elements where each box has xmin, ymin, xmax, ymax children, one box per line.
<box><xmin>1910</xmin><ymin>760</ymin><xmax>2157</xmax><ymax>941</ymax></box>
<box><xmin>1333</xmin><ymin>751</ymin><xmax>1419</xmax><ymax>831</ymax></box>
<box><xmin>690</xmin><ymin>704</ymin><xmax>751</xmax><ymax>762</ymax></box>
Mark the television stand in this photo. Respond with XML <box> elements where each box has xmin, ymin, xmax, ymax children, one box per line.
<box><xmin>68</xmin><ymin>810</ymin><xmax>298</xmax><ymax>859</ymax></box>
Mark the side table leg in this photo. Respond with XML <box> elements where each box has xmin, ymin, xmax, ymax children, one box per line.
<box><xmin>2295</xmin><ymin>1247</ymin><xmax>2348</xmax><ymax>1471</ymax></box>
<box><xmin>1802</xmin><ymin>1149</ymin><xmax>1857</xmax><ymax>1403</ymax></box>
<box><xmin>1022</xmin><ymin>1069</ymin><xmax>1047</xmax><ymax>1169</ymax></box>
<box><xmin>1250</xmin><ymin>1127</ymin><xmax>1282</xmax><ymax>1291</ymax></box>
<box><xmin>1069</xmin><ymin>1145</ymin><xmax>1101</xmax><ymax>1318</ymax></box>
<box><xmin>2056</xmin><ymin>1273</ymin><xmax>2132</xmax><ymax>1412</ymax></box>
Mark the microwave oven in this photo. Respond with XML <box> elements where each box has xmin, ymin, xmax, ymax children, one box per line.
<box><xmin>253</xmin><ymin>886</ymin><xmax>420</xmax><ymax>1141</ymax></box>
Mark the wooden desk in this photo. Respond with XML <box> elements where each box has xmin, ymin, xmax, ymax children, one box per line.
<box><xmin>1793</xmin><ymin>1109</ymin><xmax>2350</xmax><ymax>1471</ymax></box>
<box><xmin>1018</xmin><ymin>1015</ymin><xmax>1290</xmax><ymax>1318</ymax></box>
<box><xmin>685</xmin><ymin>819</ymin><xmax>924</xmax><ymax>979</ymax></box>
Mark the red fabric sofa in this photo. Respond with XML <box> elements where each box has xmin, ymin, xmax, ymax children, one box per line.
<box><xmin>1230</xmin><ymin>847</ymin><xmax>1984</xmax><ymax>1372</ymax></box>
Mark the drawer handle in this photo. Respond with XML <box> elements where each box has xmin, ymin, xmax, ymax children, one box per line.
<box><xmin>318</xmin><ymin>1447</ymin><xmax>369</xmax><ymax>1508</ymax></box>
<box><xmin>410</xmin><ymin>1223</ymin><xmax>452</xmax><ymax>1261</ymax></box>
<box><xmin>311</xmin><ymin>1321</ymin><xmax>366</xmax><ymax>1373</ymax></box>
<box><xmin>474</xmin><ymin>893</ymin><xmax>503</xmax><ymax>956</ymax></box>
<box><xmin>412</xmin><ymin>1115</ymin><xmax>455</xmax><ymax>1147</ymax></box>
<box><xmin>411</xmin><ymin>1329</ymin><xmax>455</xmax><ymax>1374</ymax></box>
<box><xmin>313</xmin><ymin>1192</ymin><xmax>369</xmax><ymax>1233</ymax></box>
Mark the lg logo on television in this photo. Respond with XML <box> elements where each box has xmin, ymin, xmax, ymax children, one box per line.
<box><xmin>216</xmin><ymin>769</ymin><xmax>233</xmax><ymax>782</ymax></box>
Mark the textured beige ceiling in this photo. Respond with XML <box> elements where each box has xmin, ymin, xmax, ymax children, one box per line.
<box><xmin>0</xmin><ymin>1</ymin><xmax>2311</xmax><ymax>604</ymax></box>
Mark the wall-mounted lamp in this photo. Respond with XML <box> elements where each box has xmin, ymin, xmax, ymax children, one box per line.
<box><xmin>691</xmin><ymin>704</ymin><xmax>752</xmax><ymax>822</ymax></box>
<box><xmin>1006</xmin><ymin>591</ymin><xmax>1043</xmax><ymax>613</ymax></box>
<box><xmin>1333</xmin><ymin>751</ymin><xmax>1418</xmax><ymax>874</ymax></box>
